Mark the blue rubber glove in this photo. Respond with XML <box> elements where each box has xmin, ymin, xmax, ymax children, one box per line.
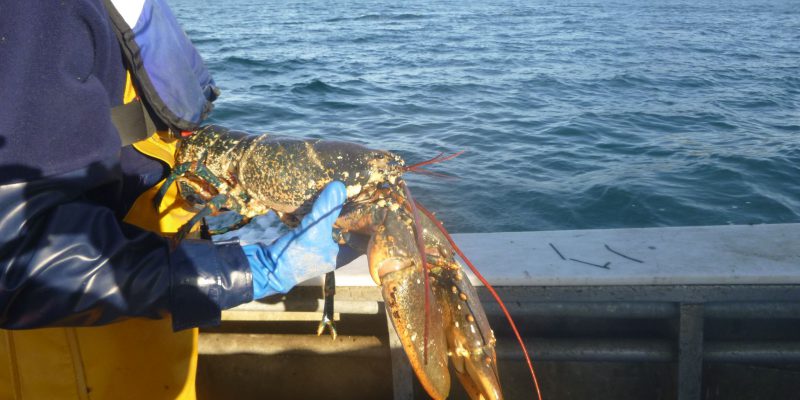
<box><xmin>242</xmin><ymin>181</ymin><xmax>347</xmax><ymax>299</ymax></box>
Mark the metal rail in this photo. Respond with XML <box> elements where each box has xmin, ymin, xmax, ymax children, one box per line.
<box><xmin>215</xmin><ymin>284</ymin><xmax>800</xmax><ymax>399</ymax></box>
<box><xmin>380</xmin><ymin>285</ymin><xmax>800</xmax><ymax>399</ymax></box>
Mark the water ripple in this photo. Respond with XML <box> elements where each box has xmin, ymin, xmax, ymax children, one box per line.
<box><xmin>172</xmin><ymin>0</ymin><xmax>800</xmax><ymax>232</ymax></box>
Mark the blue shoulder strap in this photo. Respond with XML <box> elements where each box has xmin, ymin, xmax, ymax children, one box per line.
<box><xmin>103</xmin><ymin>0</ymin><xmax>219</xmax><ymax>133</ymax></box>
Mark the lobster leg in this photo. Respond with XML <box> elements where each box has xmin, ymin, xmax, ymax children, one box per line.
<box><xmin>207</xmin><ymin>213</ymin><xmax>252</xmax><ymax>236</ymax></box>
<box><xmin>156</xmin><ymin>157</ymin><xmax>252</xmax><ymax>243</ymax></box>
<box><xmin>316</xmin><ymin>271</ymin><xmax>337</xmax><ymax>340</ymax></box>
<box><xmin>173</xmin><ymin>193</ymin><xmax>228</xmax><ymax>243</ymax></box>
<box><xmin>154</xmin><ymin>152</ymin><xmax>221</xmax><ymax>210</ymax></box>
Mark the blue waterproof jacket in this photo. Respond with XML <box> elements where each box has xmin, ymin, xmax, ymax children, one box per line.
<box><xmin>0</xmin><ymin>0</ymin><xmax>253</xmax><ymax>330</ymax></box>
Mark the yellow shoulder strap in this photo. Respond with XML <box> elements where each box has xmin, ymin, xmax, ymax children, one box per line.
<box><xmin>124</xmin><ymin>132</ymin><xmax>197</xmax><ymax>234</ymax></box>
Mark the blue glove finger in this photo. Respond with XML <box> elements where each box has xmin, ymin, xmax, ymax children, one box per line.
<box><xmin>298</xmin><ymin>181</ymin><xmax>347</xmax><ymax>243</ymax></box>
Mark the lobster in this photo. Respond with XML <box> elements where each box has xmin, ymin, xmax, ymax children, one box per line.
<box><xmin>155</xmin><ymin>125</ymin><xmax>541</xmax><ymax>399</ymax></box>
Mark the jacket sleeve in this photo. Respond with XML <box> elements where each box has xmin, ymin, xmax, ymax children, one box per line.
<box><xmin>0</xmin><ymin>162</ymin><xmax>253</xmax><ymax>330</ymax></box>
<box><xmin>0</xmin><ymin>1</ymin><xmax>253</xmax><ymax>330</ymax></box>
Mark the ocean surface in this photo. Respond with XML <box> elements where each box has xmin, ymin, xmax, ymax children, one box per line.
<box><xmin>169</xmin><ymin>0</ymin><xmax>800</xmax><ymax>233</ymax></box>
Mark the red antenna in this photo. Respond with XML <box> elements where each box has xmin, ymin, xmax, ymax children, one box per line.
<box><xmin>404</xmin><ymin>151</ymin><xmax>465</xmax><ymax>174</ymax></box>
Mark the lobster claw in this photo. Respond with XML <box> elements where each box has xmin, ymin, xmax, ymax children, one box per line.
<box><xmin>369</xmin><ymin>213</ymin><xmax>451</xmax><ymax>400</ymax></box>
<box><xmin>435</xmin><ymin>263</ymin><xmax>503</xmax><ymax>400</ymax></box>
<box><xmin>338</xmin><ymin>191</ymin><xmax>507</xmax><ymax>399</ymax></box>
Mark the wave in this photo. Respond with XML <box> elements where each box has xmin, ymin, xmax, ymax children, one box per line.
<box><xmin>222</xmin><ymin>56</ymin><xmax>262</xmax><ymax>67</ymax></box>
<box><xmin>220</xmin><ymin>57</ymin><xmax>319</xmax><ymax>75</ymax></box>
<box><xmin>324</xmin><ymin>13</ymin><xmax>426</xmax><ymax>23</ymax></box>
<box><xmin>290</xmin><ymin>79</ymin><xmax>362</xmax><ymax>96</ymax></box>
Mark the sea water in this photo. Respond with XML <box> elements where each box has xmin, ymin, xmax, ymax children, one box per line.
<box><xmin>170</xmin><ymin>0</ymin><xmax>800</xmax><ymax>233</ymax></box>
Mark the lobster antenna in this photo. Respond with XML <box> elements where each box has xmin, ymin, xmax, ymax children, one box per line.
<box><xmin>401</xmin><ymin>182</ymin><xmax>431</xmax><ymax>365</ymax></box>
<box><xmin>414</xmin><ymin>201</ymin><xmax>544</xmax><ymax>400</ymax></box>
<box><xmin>404</xmin><ymin>151</ymin><xmax>465</xmax><ymax>173</ymax></box>
<box><xmin>406</xmin><ymin>168</ymin><xmax>456</xmax><ymax>179</ymax></box>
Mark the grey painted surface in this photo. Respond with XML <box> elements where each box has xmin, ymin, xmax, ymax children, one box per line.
<box><xmin>298</xmin><ymin>223</ymin><xmax>800</xmax><ymax>287</ymax></box>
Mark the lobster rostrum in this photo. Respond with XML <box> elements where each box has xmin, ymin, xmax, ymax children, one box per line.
<box><xmin>157</xmin><ymin>125</ymin><xmax>541</xmax><ymax>400</ymax></box>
